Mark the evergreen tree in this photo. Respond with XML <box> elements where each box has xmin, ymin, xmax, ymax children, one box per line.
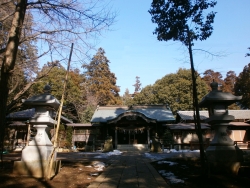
<box><xmin>235</xmin><ymin>63</ymin><xmax>250</xmax><ymax>109</ymax></box>
<box><xmin>122</xmin><ymin>88</ymin><xmax>134</xmax><ymax>106</ymax></box>
<box><xmin>133</xmin><ymin>76</ymin><xmax>142</xmax><ymax>93</ymax></box>
<box><xmin>82</xmin><ymin>48</ymin><xmax>122</xmax><ymax>106</ymax></box>
<box><xmin>133</xmin><ymin>68</ymin><xmax>208</xmax><ymax>114</ymax></box>
<box><xmin>31</xmin><ymin>62</ymin><xmax>86</xmax><ymax>122</ymax></box>
<box><xmin>202</xmin><ymin>69</ymin><xmax>224</xmax><ymax>91</ymax></box>
<box><xmin>132</xmin><ymin>85</ymin><xmax>158</xmax><ymax>105</ymax></box>
<box><xmin>162</xmin><ymin>129</ymin><xmax>174</xmax><ymax>146</ymax></box>
<box><xmin>222</xmin><ymin>71</ymin><xmax>236</xmax><ymax>93</ymax></box>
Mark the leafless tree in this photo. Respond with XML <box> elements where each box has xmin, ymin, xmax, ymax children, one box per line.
<box><xmin>0</xmin><ymin>0</ymin><xmax>116</xmax><ymax>163</ymax></box>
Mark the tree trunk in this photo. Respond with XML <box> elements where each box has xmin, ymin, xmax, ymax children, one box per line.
<box><xmin>0</xmin><ymin>0</ymin><xmax>27</xmax><ymax>164</ymax></box>
<box><xmin>187</xmin><ymin>30</ymin><xmax>206</xmax><ymax>174</ymax></box>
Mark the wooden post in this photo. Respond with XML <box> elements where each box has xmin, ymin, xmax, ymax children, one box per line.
<box><xmin>46</xmin><ymin>43</ymin><xmax>74</xmax><ymax>180</ymax></box>
<box><xmin>26</xmin><ymin>123</ymin><xmax>30</xmax><ymax>146</ymax></box>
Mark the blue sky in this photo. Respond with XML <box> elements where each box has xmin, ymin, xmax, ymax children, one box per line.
<box><xmin>90</xmin><ymin>0</ymin><xmax>250</xmax><ymax>95</ymax></box>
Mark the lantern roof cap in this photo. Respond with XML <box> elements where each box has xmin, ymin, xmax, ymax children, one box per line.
<box><xmin>199</xmin><ymin>81</ymin><xmax>242</xmax><ymax>107</ymax></box>
<box><xmin>22</xmin><ymin>85</ymin><xmax>60</xmax><ymax>109</ymax></box>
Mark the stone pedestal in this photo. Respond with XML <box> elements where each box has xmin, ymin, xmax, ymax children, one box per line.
<box><xmin>206</xmin><ymin>146</ymin><xmax>243</xmax><ymax>174</ymax></box>
<box><xmin>13</xmin><ymin>125</ymin><xmax>60</xmax><ymax>177</ymax></box>
<box><xmin>206</xmin><ymin>123</ymin><xmax>243</xmax><ymax>174</ymax></box>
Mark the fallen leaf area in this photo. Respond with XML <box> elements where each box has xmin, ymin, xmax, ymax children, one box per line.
<box><xmin>1</xmin><ymin>158</ymin><xmax>250</xmax><ymax>188</ymax></box>
<box><xmin>0</xmin><ymin>161</ymin><xmax>105</xmax><ymax>188</ymax></box>
<box><xmin>151</xmin><ymin>159</ymin><xmax>250</xmax><ymax>188</ymax></box>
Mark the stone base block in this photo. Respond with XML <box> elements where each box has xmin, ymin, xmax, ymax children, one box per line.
<box><xmin>13</xmin><ymin>160</ymin><xmax>61</xmax><ymax>178</ymax></box>
<box><xmin>206</xmin><ymin>145</ymin><xmax>243</xmax><ymax>175</ymax></box>
<box><xmin>208</xmin><ymin>161</ymin><xmax>241</xmax><ymax>175</ymax></box>
<box><xmin>206</xmin><ymin>145</ymin><xmax>243</xmax><ymax>162</ymax></box>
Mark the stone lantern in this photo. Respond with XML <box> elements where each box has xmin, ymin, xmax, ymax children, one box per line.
<box><xmin>199</xmin><ymin>81</ymin><xmax>243</xmax><ymax>174</ymax></box>
<box><xmin>13</xmin><ymin>85</ymin><xmax>61</xmax><ymax>177</ymax></box>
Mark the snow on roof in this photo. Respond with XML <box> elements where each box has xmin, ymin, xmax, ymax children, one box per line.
<box><xmin>91</xmin><ymin>105</ymin><xmax>175</xmax><ymax>123</ymax></box>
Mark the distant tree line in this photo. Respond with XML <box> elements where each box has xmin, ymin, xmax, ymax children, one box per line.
<box><xmin>124</xmin><ymin>65</ymin><xmax>250</xmax><ymax>114</ymax></box>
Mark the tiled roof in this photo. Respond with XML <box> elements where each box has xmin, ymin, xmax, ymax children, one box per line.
<box><xmin>177</xmin><ymin>110</ymin><xmax>250</xmax><ymax>121</ymax></box>
<box><xmin>228</xmin><ymin>110</ymin><xmax>250</xmax><ymax>120</ymax></box>
<box><xmin>91</xmin><ymin>105</ymin><xmax>175</xmax><ymax>123</ymax></box>
<box><xmin>6</xmin><ymin>108</ymin><xmax>73</xmax><ymax>123</ymax></box>
<box><xmin>164</xmin><ymin>123</ymin><xmax>210</xmax><ymax>130</ymax></box>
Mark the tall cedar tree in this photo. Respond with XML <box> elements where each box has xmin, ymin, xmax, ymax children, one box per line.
<box><xmin>222</xmin><ymin>70</ymin><xmax>236</xmax><ymax>93</ymax></box>
<box><xmin>202</xmin><ymin>69</ymin><xmax>239</xmax><ymax>109</ymax></box>
<box><xmin>202</xmin><ymin>69</ymin><xmax>224</xmax><ymax>91</ymax></box>
<box><xmin>133</xmin><ymin>76</ymin><xmax>142</xmax><ymax>93</ymax></box>
<box><xmin>83</xmin><ymin>48</ymin><xmax>122</xmax><ymax>106</ymax></box>
<box><xmin>149</xmin><ymin>0</ymin><xmax>217</xmax><ymax>174</ymax></box>
<box><xmin>235</xmin><ymin>63</ymin><xmax>250</xmax><ymax>109</ymax></box>
<box><xmin>223</xmin><ymin>71</ymin><xmax>240</xmax><ymax>110</ymax></box>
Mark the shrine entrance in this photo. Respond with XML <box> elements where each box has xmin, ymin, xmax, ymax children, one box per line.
<box><xmin>111</xmin><ymin>126</ymin><xmax>148</xmax><ymax>145</ymax></box>
<box><xmin>118</xmin><ymin>127</ymin><xmax>146</xmax><ymax>144</ymax></box>
<box><xmin>106</xmin><ymin>111</ymin><xmax>157</xmax><ymax>149</ymax></box>
<box><xmin>90</xmin><ymin>105</ymin><xmax>175</xmax><ymax>150</ymax></box>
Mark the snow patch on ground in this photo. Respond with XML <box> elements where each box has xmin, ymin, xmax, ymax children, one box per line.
<box><xmin>157</xmin><ymin>161</ymin><xmax>178</xmax><ymax>166</ymax></box>
<box><xmin>93</xmin><ymin>150</ymin><xmax>123</xmax><ymax>158</ymax></box>
<box><xmin>166</xmin><ymin>149</ymin><xmax>200</xmax><ymax>153</ymax></box>
<box><xmin>93</xmin><ymin>161</ymin><xmax>106</xmax><ymax>171</ymax></box>
<box><xmin>158</xmin><ymin>170</ymin><xmax>185</xmax><ymax>184</ymax></box>
<box><xmin>106</xmin><ymin>150</ymin><xmax>123</xmax><ymax>156</ymax></box>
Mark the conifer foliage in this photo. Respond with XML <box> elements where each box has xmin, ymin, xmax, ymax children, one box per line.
<box><xmin>133</xmin><ymin>76</ymin><xmax>142</xmax><ymax>93</ymax></box>
<box><xmin>235</xmin><ymin>63</ymin><xmax>250</xmax><ymax>109</ymax></box>
<box><xmin>82</xmin><ymin>48</ymin><xmax>122</xmax><ymax>106</ymax></box>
